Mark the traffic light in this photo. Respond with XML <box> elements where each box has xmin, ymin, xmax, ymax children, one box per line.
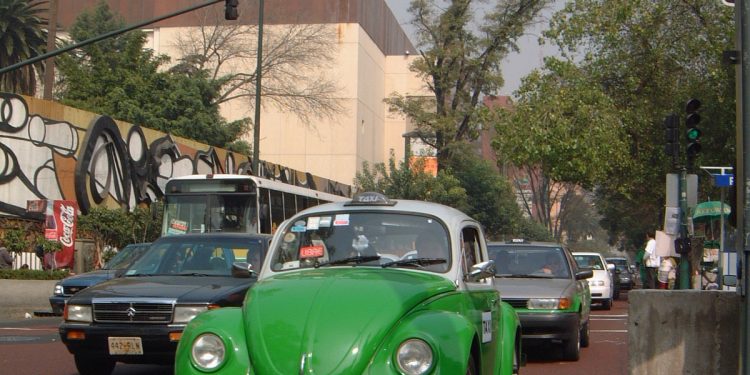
<box><xmin>225</xmin><ymin>0</ymin><xmax>239</xmax><ymax>20</ymax></box>
<box><xmin>663</xmin><ymin>114</ymin><xmax>679</xmax><ymax>162</ymax></box>
<box><xmin>685</xmin><ymin>98</ymin><xmax>702</xmax><ymax>157</ymax></box>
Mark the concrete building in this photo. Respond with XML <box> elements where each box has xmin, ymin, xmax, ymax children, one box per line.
<box><xmin>54</xmin><ymin>0</ymin><xmax>427</xmax><ymax>186</ymax></box>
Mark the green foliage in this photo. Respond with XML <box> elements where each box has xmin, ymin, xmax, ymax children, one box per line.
<box><xmin>0</xmin><ymin>268</ymin><xmax>69</xmax><ymax>280</ymax></box>
<box><xmin>389</xmin><ymin>0</ymin><xmax>550</xmax><ymax>170</ymax></box>
<box><xmin>496</xmin><ymin>0</ymin><xmax>735</xmax><ymax>250</ymax></box>
<box><xmin>55</xmin><ymin>2</ymin><xmax>247</xmax><ymax>149</ymax></box>
<box><xmin>0</xmin><ymin>0</ymin><xmax>48</xmax><ymax>95</ymax></box>
<box><xmin>354</xmin><ymin>152</ymin><xmax>469</xmax><ymax>211</ymax></box>
<box><xmin>77</xmin><ymin>205</ymin><xmax>162</xmax><ymax>249</ymax></box>
<box><xmin>3</xmin><ymin>228</ymin><xmax>29</xmax><ymax>254</ymax></box>
<box><xmin>35</xmin><ymin>237</ymin><xmax>61</xmax><ymax>254</ymax></box>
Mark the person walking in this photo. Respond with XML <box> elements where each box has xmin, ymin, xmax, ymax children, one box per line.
<box><xmin>0</xmin><ymin>241</ymin><xmax>14</xmax><ymax>269</ymax></box>
<box><xmin>635</xmin><ymin>246</ymin><xmax>647</xmax><ymax>288</ymax></box>
<box><xmin>643</xmin><ymin>231</ymin><xmax>659</xmax><ymax>289</ymax></box>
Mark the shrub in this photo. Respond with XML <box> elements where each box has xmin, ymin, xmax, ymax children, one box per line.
<box><xmin>0</xmin><ymin>268</ymin><xmax>70</xmax><ymax>280</ymax></box>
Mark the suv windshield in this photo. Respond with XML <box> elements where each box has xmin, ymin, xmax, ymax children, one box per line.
<box><xmin>487</xmin><ymin>245</ymin><xmax>571</xmax><ymax>279</ymax></box>
<box><xmin>126</xmin><ymin>237</ymin><xmax>265</xmax><ymax>276</ymax></box>
<box><xmin>270</xmin><ymin>212</ymin><xmax>451</xmax><ymax>272</ymax></box>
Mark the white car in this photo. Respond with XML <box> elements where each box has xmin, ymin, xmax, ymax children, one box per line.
<box><xmin>573</xmin><ymin>252</ymin><xmax>615</xmax><ymax>310</ymax></box>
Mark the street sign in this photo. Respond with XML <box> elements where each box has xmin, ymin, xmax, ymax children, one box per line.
<box><xmin>713</xmin><ymin>174</ymin><xmax>735</xmax><ymax>187</ymax></box>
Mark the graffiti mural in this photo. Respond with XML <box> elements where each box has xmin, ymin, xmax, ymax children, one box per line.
<box><xmin>0</xmin><ymin>93</ymin><xmax>351</xmax><ymax>219</ymax></box>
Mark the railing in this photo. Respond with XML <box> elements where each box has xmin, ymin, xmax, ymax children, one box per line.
<box><xmin>11</xmin><ymin>252</ymin><xmax>43</xmax><ymax>270</ymax></box>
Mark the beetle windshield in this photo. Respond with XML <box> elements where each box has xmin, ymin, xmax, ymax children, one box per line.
<box><xmin>270</xmin><ymin>212</ymin><xmax>451</xmax><ymax>272</ymax></box>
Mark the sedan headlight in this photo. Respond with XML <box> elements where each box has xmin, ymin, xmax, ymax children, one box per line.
<box><xmin>65</xmin><ymin>305</ymin><xmax>92</xmax><ymax>322</ymax></box>
<box><xmin>396</xmin><ymin>339</ymin><xmax>433</xmax><ymax>375</ymax></box>
<box><xmin>527</xmin><ymin>298</ymin><xmax>571</xmax><ymax>310</ymax></box>
<box><xmin>191</xmin><ymin>333</ymin><xmax>225</xmax><ymax>371</ymax></box>
<box><xmin>53</xmin><ymin>284</ymin><xmax>64</xmax><ymax>296</ymax></box>
<box><xmin>174</xmin><ymin>305</ymin><xmax>209</xmax><ymax>324</ymax></box>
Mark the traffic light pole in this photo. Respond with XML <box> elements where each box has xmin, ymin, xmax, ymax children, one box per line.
<box><xmin>679</xmin><ymin>167</ymin><xmax>690</xmax><ymax>289</ymax></box>
<box><xmin>737</xmin><ymin>0</ymin><xmax>750</xmax><ymax>373</ymax></box>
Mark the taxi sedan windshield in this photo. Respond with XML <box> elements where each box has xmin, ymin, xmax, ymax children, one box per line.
<box><xmin>270</xmin><ymin>211</ymin><xmax>451</xmax><ymax>273</ymax></box>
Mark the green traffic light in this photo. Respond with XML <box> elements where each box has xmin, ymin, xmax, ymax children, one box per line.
<box><xmin>687</xmin><ymin>127</ymin><xmax>701</xmax><ymax>140</ymax></box>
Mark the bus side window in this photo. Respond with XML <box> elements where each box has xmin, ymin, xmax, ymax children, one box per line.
<box><xmin>270</xmin><ymin>190</ymin><xmax>284</xmax><ymax>233</ymax></box>
<box><xmin>283</xmin><ymin>192</ymin><xmax>296</xmax><ymax>220</ymax></box>
<box><xmin>258</xmin><ymin>188</ymin><xmax>272</xmax><ymax>234</ymax></box>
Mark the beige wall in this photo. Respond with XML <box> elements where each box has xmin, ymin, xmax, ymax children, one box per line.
<box><xmin>138</xmin><ymin>22</ymin><xmax>428</xmax><ymax>186</ymax></box>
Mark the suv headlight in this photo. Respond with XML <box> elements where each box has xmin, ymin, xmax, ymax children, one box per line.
<box><xmin>589</xmin><ymin>280</ymin><xmax>605</xmax><ymax>286</ymax></box>
<box><xmin>528</xmin><ymin>298</ymin><xmax>571</xmax><ymax>310</ymax></box>
<box><xmin>174</xmin><ymin>305</ymin><xmax>209</xmax><ymax>324</ymax></box>
<box><xmin>53</xmin><ymin>284</ymin><xmax>64</xmax><ymax>296</ymax></box>
<box><xmin>65</xmin><ymin>305</ymin><xmax>92</xmax><ymax>322</ymax></box>
<box><xmin>191</xmin><ymin>333</ymin><xmax>226</xmax><ymax>371</ymax></box>
<box><xmin>396</xmin><ymin>339</ymin><xmax>433</xmax><ymax>375</ymax></box>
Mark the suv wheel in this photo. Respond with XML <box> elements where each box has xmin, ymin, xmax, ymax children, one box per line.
<box><xmin>562</xmin><ymin>318</ymin><xmax>581</xmax><ymax>361</ymax></box>
<box><xmin>74</xmin><ymin>354</ymin><xmax>115</xmax><ymax>375</ymax></box>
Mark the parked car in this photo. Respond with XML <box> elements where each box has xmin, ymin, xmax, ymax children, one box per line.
<box><xmin>58</xmin><ymin>233</ymin><xmax>271</xmax><ymax>375</ymax></box>
<box><xmin>606</xmin><ymin>256</ymin><xmax>636</xmax><ymax>290</ymax></box>
<box><xmin>572</xmin><ymin>252</ymin><xmax>614</xmax><ymax>309</ymax></box>
<box><xmin>49</xmin><ymin>242</ymin><xmax>151</xmax><ymax>315</ymax></box>
<box><xmin>175</xmin><ymin>192</ymin><xmax>522</xmax><ymax>374</ymax></box>
<box><xmin>488</xmin><ymin>240</ymin><xmax>592</xmax><ymax>361</ymax></box>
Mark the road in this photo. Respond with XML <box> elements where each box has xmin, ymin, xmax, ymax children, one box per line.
<box><xmin>0</xmin><ymin>293</ymin><xmax>630</xmax><ymax>374</ymax></box>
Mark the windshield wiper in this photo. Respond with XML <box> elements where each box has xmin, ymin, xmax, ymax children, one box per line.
<box><xmin>315</xmin><ymin>255</ymin><xmax>381</xmax><ymax>268</ymax></box>
<box><xmin>381</xmin><ymin>257</ymin><xmax>447</xmax><ymax>269</ymax></box>
<box><xmin>176</xmin><ymin>272</ymin><xmax>212</xmax><ymax>276</ymax></box>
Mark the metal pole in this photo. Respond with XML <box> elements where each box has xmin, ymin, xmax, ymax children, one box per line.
<box><xmin>737</xmin><ymin>0</ymin><xmax>750</xmax><ymax>372</ymax></box>
<box><xmin>720</xmin><ymin>187</ymin><xmax>725</xmax><ymax>289</ymax></box>
<box><xmin>679</xmin><ymin>167</ymin><xmax>690</xmax><ymax>289</ymax></box>
<box><xmin>251</xmin><ymin>0</ymin><xmax>264</xmax><ymax>176</ymax></box>
<box><xmin>43</xmin><ymin>0</ymin><xmax>58</xmax><ymax>100</ymax></box>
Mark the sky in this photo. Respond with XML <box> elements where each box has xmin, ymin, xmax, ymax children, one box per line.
<box><xmin>384</xmin><ymin>0</ymin><xmax>563</xmax><ymax>97</ymax></box>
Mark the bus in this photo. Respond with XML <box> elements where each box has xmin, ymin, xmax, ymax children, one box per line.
<box><xmin>161</xmin><ymin>174</ymin><xmax>348</xmax><ymax>236</ymax></box>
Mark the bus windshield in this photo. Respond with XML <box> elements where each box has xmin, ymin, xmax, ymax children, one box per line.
<box><xmin>163</xmin><ymin>194</ymin><xmax>256</xmax><ymax>235</ymax></box>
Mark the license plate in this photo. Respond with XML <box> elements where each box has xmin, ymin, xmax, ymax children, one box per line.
<box><xmin>108</xmin><ymin>337</ymin><xmax>143</xmax><ymax>355</ymax></box>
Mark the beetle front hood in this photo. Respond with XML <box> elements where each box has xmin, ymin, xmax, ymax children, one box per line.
<box><xmin>245</xmin><ymin>268</ymin><xmax>455</xmax><ymax>374</ymax></box>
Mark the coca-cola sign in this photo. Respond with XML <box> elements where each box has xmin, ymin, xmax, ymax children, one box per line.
<box><xmin>50</xmin><ymin>200</ymin><xmax>78</xmax><ymax>269</ymax></box>
<box><xmin>59</xmin><ymin>204</ymin><xmax>76</xmax><ymax>247</ymax></box>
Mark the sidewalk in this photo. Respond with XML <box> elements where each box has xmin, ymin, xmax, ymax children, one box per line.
<box><xmin>0</xmin><ymin>279</ymin><xmax>58</xmax><ymax>320</ymax></box>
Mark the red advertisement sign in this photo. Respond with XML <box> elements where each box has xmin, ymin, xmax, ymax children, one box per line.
<box><xmin>45</xmin><ymin>200</ymin><xmax>78</xmax><ymax>269</ymax></box>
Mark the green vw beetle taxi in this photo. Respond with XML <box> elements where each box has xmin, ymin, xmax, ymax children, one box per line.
<box><xmin>175</xmin><ymin>192</ymin><xmax>522</xmax><ymax>374</ymax></box>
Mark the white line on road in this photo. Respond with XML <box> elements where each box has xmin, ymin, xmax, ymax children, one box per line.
<box><xmin>592</xmin><ymin>329</ymin><xmax>628</xmax><ymax>333</ymax></box>
<box><xmin>591</xmin><ymin>314</ymin><xmax>627</xmax><ymax>318</ymax></box>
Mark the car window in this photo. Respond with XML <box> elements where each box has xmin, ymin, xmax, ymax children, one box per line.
<box><xmin>126</xmin><ymin>238</ymin><xmax>257</xmax><ymax>276</ymax></box>
<box><xmin>270</xmin><ymin>211</ymin><xmax>451</xmax><ymax>272</ymax></box>
<box><xmin>573</xmin><ymin>255</ymin><xmax>605</xmax><ymax>270</ymax></box>
<box><xmin>461</xmin><ymin>227</ymin><xmax>481</xmax><ymax>274</ymax></box>
<box><xmin>487</xmin><ymin>245</ymin><xmax>571</xmax><ymax>279</ymax></box>
<box><xmin>105</xmin><ymin>244</ymin><xmax>149</xmax><ymax>270</ymax></box>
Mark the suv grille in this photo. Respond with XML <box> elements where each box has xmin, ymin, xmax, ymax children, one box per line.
<box><xmin>92</xmin><ymin>299</ymin><xmax>175</xmax><ymax>323</ymax></box>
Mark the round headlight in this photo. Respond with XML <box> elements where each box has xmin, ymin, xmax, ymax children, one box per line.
<box><xmin>191</xmin><ymin>333</ymin><xmax>225</xmax><ymax>371</ymax></box>
<box><xmin>396</xmin><ymin>339</ymin><xmax>433</xmax><ymax>375</ymax></box>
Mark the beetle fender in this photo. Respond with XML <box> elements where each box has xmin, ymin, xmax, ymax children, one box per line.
<box><xmin>366</xmin><ymin>309</ymin><xmax>477</xmax><ymax>374</ymax></box>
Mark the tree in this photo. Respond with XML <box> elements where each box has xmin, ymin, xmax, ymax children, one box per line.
<box><xmin>495</xmin><ymin>1</ymin><xmax>735</xmax><ymax>250</ymax></box>
<box><xmin>55</xmin><ymin>2</ymin><xmax>246</xmax><ymax>149</ymax></box>
<box><xmin>0</xmin><ymin>0</ymin><xmax>48</xmax><ymax>95</ymax></box>
<box><xmin>386</xmin><ymin>0</ymin><xmax>550</xmax><ymax>171</ymax></box>
<box><xmin>172</xmin><ymin>8</ymin><xmax>343</xmax><ymax>126</ymax></box>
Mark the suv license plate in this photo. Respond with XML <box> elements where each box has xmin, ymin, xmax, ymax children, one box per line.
<box><xmin>108</xmin><ymin>337</ymin><xmax>143</xmax><ymax>355</ymax></box>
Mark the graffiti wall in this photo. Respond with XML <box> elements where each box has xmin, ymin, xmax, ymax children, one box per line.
<box><xmin>0</xmin><ymin>93</ymin><xmax>351</xmax><ymax>220</ymax></box>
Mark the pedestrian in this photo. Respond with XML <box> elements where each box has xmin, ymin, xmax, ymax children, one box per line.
<box><xmin>642</xmin><ymin>231</ymin><xmax>659</xmax><ymax>289</ymax></box>
<box><xmin>0</xmin><ymin>241</ymin><xmax>14</xmax><ymax>269</ymax></box>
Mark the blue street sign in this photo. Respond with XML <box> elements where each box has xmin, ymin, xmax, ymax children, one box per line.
<box><xmin>714</xmin><ymin>174</ymin><xmax>735</xmax><ymax>187</ymax></box>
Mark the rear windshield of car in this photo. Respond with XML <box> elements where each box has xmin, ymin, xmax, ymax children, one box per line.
<box><xmin>573</xmin><ymin>254</ymin><xmax>605</xmax><ymax>270</ymax></box>
<box><xmin>607</xmin><ymin>258</ymin><xmax>629</xmax><ymax>271</ymax></box>
<box><xmin>487</xmin><ymin>245</ymin><xmax>571</xmax><ymax>279</ymax></box>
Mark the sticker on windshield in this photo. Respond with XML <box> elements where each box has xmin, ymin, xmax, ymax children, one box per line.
<box><xmin>283</xmin><ymin>233</ymin><xmax>296</xmax><ymax>242</ymax></box>
<box><xmin>481</xmin><ymin>311</ymin><xmax>492</xmax><ymax>343</ymax></box>
<box><xmin>307</xmin><ymin>217</ymin><xmax>320</xmax><ymax>230</ymax></box>
<box><xmin>333</xmin><ymin>214</ymin><xmax>350</xmax><ymax>226</ymax></box>
<box><xmin>319</xmin><ymin>216</ymin><xmax>332</xmax><ymax>227</ymax></box>
<box><xmin>291</xmin><ymin>225</ymin><xmax>306</xmax><ymax>233</ymax></box>
<box><xmin>300</xmin><ymin>245</ymin><xmax>325</xmax><ymax>258</ymax></box>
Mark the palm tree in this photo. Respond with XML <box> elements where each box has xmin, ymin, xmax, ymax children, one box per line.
<box><xmin>0</xmin><ymin>0</ymin><xmax>48</xmax><ymax>95</ymax></box>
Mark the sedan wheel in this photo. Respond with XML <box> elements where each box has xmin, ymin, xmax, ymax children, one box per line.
<box><xmin>562</xmin><ymin>319</ymin><xmax>581</xmax><ymax>361</ymax></box>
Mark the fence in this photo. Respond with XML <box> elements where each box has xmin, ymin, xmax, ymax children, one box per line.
<box><xmin>12</xmin><ymin>251</ymin><xmax>43</xmax><ymax>270</ymax></box>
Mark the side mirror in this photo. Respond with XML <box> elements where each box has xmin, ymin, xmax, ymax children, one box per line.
<box><xmin>723</xmin><ymin>275</ymin><xmax>737</xmax><ymax>287</ymax></box>
<box><xmin>576</xmin><ymin>269</ymin><xmax>594</xmax><ymax>280</ymax></box>
<box><xmin>607</xmin><ymin>263</ymin><xmax>615</xmax><ymax>271</ymax></box>
<box><xmin>231</xmin><ymin>262</ymin><xmax>256</xmax><ymax>278</ymax></box>
<box><xmin>468</xmin><ymin>260</ymin><xmax>496</xmax><ymax>282</ymax></box>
